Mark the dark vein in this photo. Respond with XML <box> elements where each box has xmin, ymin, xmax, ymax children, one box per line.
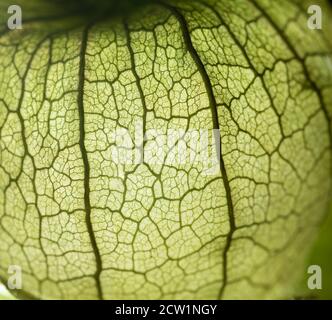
<box><xmin>249</xmin><ymin>0</ymin><xmax>332</xmax><ymax>213</ymax></box>
<box><xmin>77</xmin><ymin>24</ymin><xmax>104</xmax><ymax>300</ymax></box>
<box><xmin>123</xmin><ymin>19</ymin><xmax>147</xmax><ymax>164</ymax></box>
<box><xmin>201</xmin><ymin>1</ymin><xmax>285</xmax><ymax>140</ymax></box>
<box><xmin>248</xmin><ymin>0</ymin><xmax>332</xmax><ymax>148</ymax></box>
<box><xmin>11</xmin><ymin>32</ymin><xmax>63</xmax><ymax>296</ymax></box>
<box><xmin>158</xmin><ymin>2</ymin><xmax>236</xmax><ymax>299</ymax></box>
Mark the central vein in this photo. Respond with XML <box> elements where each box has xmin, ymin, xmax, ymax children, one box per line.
<box><xmin>77</xmin><ymin>24</ymin><xmax>104</xmax><ymax>300</ymax></box>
